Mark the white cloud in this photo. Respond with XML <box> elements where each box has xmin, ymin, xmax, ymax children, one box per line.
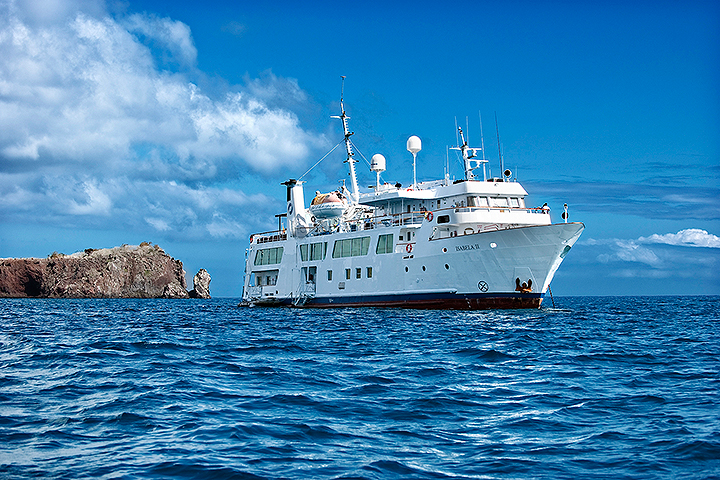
<box><xmin>0</xmin><ymin>0</ymin><xmax>327</xmax><ymax>237</ymax></box>
<box><xmin>68</xmin><ymin>181</ymin><xmax>112</xmax><ymax>215</ymax></box>
<box><xmin>583</xmin><ymin>229</ymin><xmax>720</xmax><ymax>283</ymax></box>
<box><xmin>123</xmin><ymin>13</ymin><xmax>197</xmax><ymax>68</ymax></box>
<box><xmin>638</xmin><ymin>229</ymin><xmax>720</xmax><ymax>248</ymax></box>
<box><xmin>594</xmin><ymin>239</ymin><xmax>661</xmax><ymax>267</ymax></box>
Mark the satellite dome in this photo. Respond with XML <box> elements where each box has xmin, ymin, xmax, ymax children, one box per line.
<box><xmin>406</xmin><ymin>136</ymin><xmax>422</xmax><ymax>154</ymax></box>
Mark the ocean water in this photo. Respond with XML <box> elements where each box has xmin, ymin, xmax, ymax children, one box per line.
<box><xmin>0</xmin><ymin>297</ymin><xmax>718</xmax><ymax>479</ymax></box>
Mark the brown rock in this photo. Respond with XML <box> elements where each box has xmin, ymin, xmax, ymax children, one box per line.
<box><xmin>0</xmin><ymin>244</ymin><xmax>189</xmax><ymax>298</ymax></box>
<box><xmin>189</xmin><ymin>269</ymin><xmax>211</xmax><ymax>299</ymax></box>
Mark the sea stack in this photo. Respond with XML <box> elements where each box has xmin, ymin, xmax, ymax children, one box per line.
<box><xmin>189</xmin><ymin>269</ymin><xmax>212</xmax><ymax>299</ymax></box>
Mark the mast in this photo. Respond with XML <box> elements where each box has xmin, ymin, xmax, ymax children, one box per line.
<box><xmin>331</xmin><ymin>76</ymin><xmax>360</xmax><ymax>203</ymax></box>
<box><xmin>450</xmin><ymin>126</ymin><xmax>486</xmax><ymax>181</ymax></box>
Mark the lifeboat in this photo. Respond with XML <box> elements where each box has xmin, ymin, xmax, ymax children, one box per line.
<box><xmin>309</xmin><ymin>191</ymin><xmax>346</xmax><ymax>219</ymax></box>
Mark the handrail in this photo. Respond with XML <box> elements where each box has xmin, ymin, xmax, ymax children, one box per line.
<box><xmin>249</xmin><ymin>205</ymin><xmax>549</xmax><ymax>242</ymax></box>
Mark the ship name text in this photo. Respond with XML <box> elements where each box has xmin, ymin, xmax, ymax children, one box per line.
<box><xmin>455</xmin><ymin>243</ymin><xmax>481</xmax><ymax>252</ymax></box>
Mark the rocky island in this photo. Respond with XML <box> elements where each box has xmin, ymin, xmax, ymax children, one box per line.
<box><xmin>0</xmin><ymin>243</ymin><xmax>210</xmax><ymax>299</ymax></box>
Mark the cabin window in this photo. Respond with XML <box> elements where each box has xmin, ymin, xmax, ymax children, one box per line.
<box><xmin>476</xmin><ymin>196</ymin><xmax>489</xmax><ymax>207</ymax></box>
<box><xmin>437</xmin><ymin>215</ymin><xmax>450</xmax><ymax>224</ymax></box>
<box><xmin>254</xmin><ymin>247</ymin><xmax>283</xmax><ymax>265</ymax></box>
<box><xmin>367</xmin><ymin>267</ymin><xmax>373</xmax><ymax>278</ymax></box>
<box><xmin>300</xmin><ymin>242</ymin><xmax>326</xmax><ymax>261</ymax></box>
<box><xmin>356</xmin><ymin>268</ymin><xmax>361</xmax><ymax>279</ymax></box>
<box><xmin>490</xmin><ymin>197</ymin><xmax>509</xmax><ymax>207</ymax></box>
<box><xmin>376</xmin><ymin>234</ymin><xmax>394</xmax><ymax>254</ymax></box>
<box><xmin>510</xmin><ymin>197</ymin><xmax>520</xmax><ymax>208</ymax></box>
<box><xmin>345</xmin><ymin>268</ymin><xmax>351</xmax><ymax>280</ymax></box>
<box><xmin>332</xmin><ymin>237</ymin><xmax>371</xmax><ymax>258</ymax></box>
<box><xmin>327</xmin><ymin>270</ymin><xmax>333</xmax><ymax>281</ymax></box>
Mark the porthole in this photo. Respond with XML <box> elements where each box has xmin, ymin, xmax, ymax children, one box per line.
<box><xmin>490</xmin><ymin>242</ymin><xmax>497</xmax><ymax>248</ymax></box>
<box><xmin>445</xmin><ymin>264</ymin><xmax>449</xmax><ymax>270</ymax></box>
<box><xmin>405</xmin><ymin>266</ymin><xmax>409</xmax><ymax>272</ymax></box>
<box><xmin>442</xmin><ymin>247</ymin><xmax>447</xmax><ymax>253</ymax></box>
<box><xmin>422</xmin><ymin>266</ymin><xmax>426</xmax><ymax>271</ymax></box>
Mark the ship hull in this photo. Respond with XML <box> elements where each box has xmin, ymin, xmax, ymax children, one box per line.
<box><xmin>242</xmin><ymin>222</ymin><xmax>583</xmax><ymax>310</ymax></box>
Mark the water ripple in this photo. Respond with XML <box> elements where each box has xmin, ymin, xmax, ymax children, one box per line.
<box><xmin>0</xmin><ymin>296</ymin><xmax>718</xmax><ymax>479</ymax></box>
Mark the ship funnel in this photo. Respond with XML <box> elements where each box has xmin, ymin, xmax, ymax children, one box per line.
<box><xmin>282</xmin><ymin>179</ymin><xmax>309</xmax><ymax>237</ymax></box>
<box><xmin>407</xmin><ymin>136</ymin><xmax>421</xmax><ymax>189</ymax></box>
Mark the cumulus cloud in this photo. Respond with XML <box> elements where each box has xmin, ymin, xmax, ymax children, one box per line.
<box><xmin>638</xmin><ymin>229</ymin><xmax>720</xmax><ymax>248</ymax></box>
<box><xmin>583</xmin><ymin>228</ymin><xmax>720</xmax><ymax>282</ymax></box>
<box><xmin>0</xmin><ymin>0</ymin><xmax>327</xmax><ymax>238</ymax></box>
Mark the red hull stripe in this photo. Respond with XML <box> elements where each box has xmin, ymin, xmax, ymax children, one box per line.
<box><xmin>253</xmin><ymin>292</ymin><xmax>544</xmax><ymax>310</ymax></box>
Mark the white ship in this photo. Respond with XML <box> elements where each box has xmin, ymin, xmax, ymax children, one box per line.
<box><xmin>241</xmin><ymin>83</ymin><xmax>584</xmax><ymax>309</ymax></box>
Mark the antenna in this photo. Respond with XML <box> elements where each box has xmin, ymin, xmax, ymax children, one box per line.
<box><xmin>479</xmin><ymin>112</ymin><xmax>487</xmax><ymax>181</ymax></box>
<box><xmin>450</xmin><ymin>125</ymin><xmax>486</xmax><ymax>181</ymax></box>
<box><xmin>331</xmin><ymin>76</ymin><xmax>359</xmax><ymax>203</ymax></box>
<box><xmin>495</xmin><ymin>112</ymin><xmax>504</xmax><ymax>181</ymax></box>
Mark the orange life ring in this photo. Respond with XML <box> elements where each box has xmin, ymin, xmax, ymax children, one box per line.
<box><xmin>426</xmin><ymin>211</ymin><xmax>433</xmax><ymax>222</ymax></box>
<box><xmin>406</xmin><ymin>243</ymin><xmax>413</xmax><ymax>253</ymax></box>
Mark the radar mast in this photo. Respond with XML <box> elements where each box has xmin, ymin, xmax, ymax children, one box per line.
<box><xmin>331</xmin><ymin>76</ymin><xmax>360</xmax><ymax>203</ymax></box>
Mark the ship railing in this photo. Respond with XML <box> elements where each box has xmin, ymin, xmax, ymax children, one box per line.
<box><xmin>293</xmin><ymin>281</ymin><xmax>316</xmax><ymax>306</ymax></box>
<box><xmin>348</xmin><ymin>206</ymin><xmax>547</xmax><ymax>232</ymax></box>
<box><xmin>342</xmin><ymin>211</ymin><xmax>426</xmax><ymax>231</ymax></box>
<box><xmin>245</xmin><ymin>285</ymin><xmax>262</xmax><ymax>298</ymax></box>
<box><xmin>449</xmin><ymin>206</ymin><xmax>551</xmax><ymax>214</ymax></box>
<box><xmin>298</xmin><ymin>282</ymin><xmax>316</xmax><ymax>295</ymax></box>
<box><xmin>251</xmin><ymin>231</ymin><xmax>288</xmax><ymax>244</ymax></box>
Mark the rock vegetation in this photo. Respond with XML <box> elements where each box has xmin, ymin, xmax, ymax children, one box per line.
<box><xmin>0</xmin><ymin>243</ymin><xmax>208</xmax><ymax>299</ymax></box>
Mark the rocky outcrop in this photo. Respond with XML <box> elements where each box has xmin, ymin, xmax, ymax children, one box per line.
<box><xmin>189</xmin><ymin>269</ymin><xmax>211</xmax><ymax>299</ymax></box>
<box><xmin>0</xmin><ymin>243</ymin><xmax>192</xmax><ymax>298</ymax></box>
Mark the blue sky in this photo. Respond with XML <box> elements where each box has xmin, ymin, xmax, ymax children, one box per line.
<box><xmin>1</xmin><ymin>0</ymin><xmax>718</xmax><ymax>297</ymax></box>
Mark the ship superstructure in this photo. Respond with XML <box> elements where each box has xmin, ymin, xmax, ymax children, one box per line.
<box><xmin>241</xmin><ymin>83</ymin><xmax>584</xmax><ymax>309</ymax></box>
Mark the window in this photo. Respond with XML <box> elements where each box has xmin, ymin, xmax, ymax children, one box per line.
<box><xmin>376</xmin><ymin>234</ymin><xmax>394</xmax><ymax>254</ymax></box>
<box><xmin>356</xmin><ymin>268</ymin><xmax>361</xmax><ymax>279</ymax></box>
<box><xmin>345</xmin><ymin>268</ymin><xmax>351</xmax><ymax>280</ymax></box>
<box><xmin>510</xmin><ymin>197</ymin><xmax>520</xmax><ymax>208</ymax></box>
<box><xmin>332</xmin><ymin>237</ymin><xmax>371</xmax><ymax>258</ymax></box>
<box><xmin>327</xmin><ymin>270</ymin><xmax>333</xmax><ymax>281</ymax></box>
<box><xmin>367</xmin><ymin>267</ymin><xmax>373</xmax><ymax>278</ymax></box>
<box><xmin>300</xmin><ymin>242</ymin><xmax>327</xmax><ymax>261</ymax></box>
<box><xmin>476</xmin><ymin>196</ymin><xmax>489</xmax><ymax>207</ymax></box>
<box><xmin>490</xmin><ymin>197</ymin><xmax>509</xmax><ymax>207</ymax></box>
<box><xmin>437</xmin><ymin>215</ymin><xmax>450</xmax><ymax>224</ymax></box>
<box><xmin>254</xmin><ymin>247</ymin><xmax>283</xmax><ymax>265</ymax></box>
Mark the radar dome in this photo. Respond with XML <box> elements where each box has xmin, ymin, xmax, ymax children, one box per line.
<box><xmin>406</xmin><ymin>136</ymin><xmax>422</xmax><ymax>154</ymax></box>
<box><xmin>371</xmin><ymin>154</ymin><xmax>386</xmax><ymax>172</ymax></box>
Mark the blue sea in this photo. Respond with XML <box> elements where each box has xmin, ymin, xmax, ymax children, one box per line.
<box><xmin>0</xmin><ymin>297</ymin><xmax>718</xmax><ymax>479</ymax></box>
